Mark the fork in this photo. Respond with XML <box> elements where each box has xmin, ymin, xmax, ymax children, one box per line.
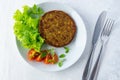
<box><xmin>89</xmin><ymin>18</ymin><xmax>115</xmax><ymax>80</ymax></box>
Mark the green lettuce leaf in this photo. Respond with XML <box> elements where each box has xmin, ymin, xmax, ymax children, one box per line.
<box><xmin>13</xmin><ymin>4</ymin><xmax>44</xmax><ymax>52</ymax></box>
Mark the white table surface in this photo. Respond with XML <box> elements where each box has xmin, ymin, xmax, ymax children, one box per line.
<box><xmin>0</xmin><ymin>0</ymin><xmax>120</xmax><ymax>80</ymax></box>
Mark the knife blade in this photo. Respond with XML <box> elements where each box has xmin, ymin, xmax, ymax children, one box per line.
<box><xmin>92</xmin><ymin>12</ymin><xmax>107</xmax><ymax>44</ymax></box>
<box><xmin>82</xmin><ymin>11</ymin><xmax>107</xmax><ymax>80</ymax></box>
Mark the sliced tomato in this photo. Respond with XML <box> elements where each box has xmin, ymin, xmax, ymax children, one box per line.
<box><xmin>35</xmin><ymin>50</ymin><xmax>48</xmax><ymax>62</ymax></box>
<box><xmin>44</xmin><ymin>53</ymin><xmax>52</xmax><ymax>64</ymax></box>
<box><xmin>27</xmin><ymin>49</ymin><xmax>39</xmax><ymax>61</ymax></box>
<box><xmin>51</xmin><ymin>53</ymin><xmax>59</xmax><ymax>64</ymax></box>
<box><xmin>35</xmin><ymin>55</ymin><xmax>43</xmax><ymax>62</ymax></box>
<box><xmin>28</xmin><ymin>49</ymin><xmax>59</xmax><ymax>64</ymax></box>
<box><xmin>44</xmin><ymin>53</ymin><xmax>59</xmax><ymax>64</ymax></box>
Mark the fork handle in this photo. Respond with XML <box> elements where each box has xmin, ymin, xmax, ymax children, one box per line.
<box><xmin>82</xmin><ymin>44</ymin><xmax>96</xmax><ymax>80</ymax></box>
<box><xmin>89</xmin><ymin>41</ymin><xmax>106</xmax><ymax>80</ymax></box>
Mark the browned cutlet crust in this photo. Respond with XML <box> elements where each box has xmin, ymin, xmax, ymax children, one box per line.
<box><xmin>39</xmin><ymin>10</ymin><xmax>76</xmax><ymax>47</ymax></box>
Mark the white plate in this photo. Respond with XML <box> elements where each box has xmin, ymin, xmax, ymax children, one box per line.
<box><xmin>16</xmin><ymin>2</ymin><xmax>87</xmax><ymax>71</ymax></box>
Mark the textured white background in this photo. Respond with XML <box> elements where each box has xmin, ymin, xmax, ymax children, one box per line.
<box><xmin>0</xmin><ymin>0</ymin><xmax>120</xmax><ymax>80</ymax></box>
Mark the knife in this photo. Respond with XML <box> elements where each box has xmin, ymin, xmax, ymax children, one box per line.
<box><xmin>82</xmin><ymin>11</ymin><xmax>107</xmax><ymax>80</ymax></box>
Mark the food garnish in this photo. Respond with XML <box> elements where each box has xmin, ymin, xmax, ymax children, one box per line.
<box><xmin>58</xmin><ymin>59</ymin><xmax>66</xmax><ymax>67</ymax></box>
<box><xmin>48</xmin><ymin>48</ymin><xmax>55</xmax><ymax>57</ymax></box>
<box><xmin>57</xmin><ymin>47</ymin><xmax>70</xmax><ymax>67</ymax></box>
<box><xmin>13</xmin><ymin>4</ymin><xmax>44</xmax><ymax>52</ymax></box>
<box><xmin>64</xmin><ymin>46</ymin><xmax>70</xmax><ymax>53</ymax></box>
<box><xmin>59</xmin><ymin>54</ymin><xmax>66</xmax><ymax>58</ymax></box>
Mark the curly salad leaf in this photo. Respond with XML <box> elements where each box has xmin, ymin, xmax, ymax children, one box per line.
<box><xmin>13</xmin><ymin>4</ymin><xmax>44</xmax><ymax>52</ymax></box>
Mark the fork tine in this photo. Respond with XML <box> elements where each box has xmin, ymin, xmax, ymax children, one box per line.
<box><xmin>101</xmin><ymin>19</ymin><xmax>110</xmax><ymax>36</ymax></box>
<box><xmin>105</xmin><ymin>19</ymin><xmax>112</xmax><ymax>36</ymax></box>
<box><xmin>101</xmin><ymin>18</ymin><xmax>114</xmax><ymax>37</ymax></box>
<box><xmin>107</xmin><ymin>19</ymin><xmax>114</xmax><ymax>36</ymax></box>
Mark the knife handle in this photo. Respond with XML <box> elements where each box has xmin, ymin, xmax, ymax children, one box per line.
<box><xmin>82</xmin><ymin>44</ymin><xmax>96</xmax><ymax>80</ymax></box>
<box><xmin>89</xmin><ymin>40</ymin><xmax>107</xmax><ymax>80</ymax></box>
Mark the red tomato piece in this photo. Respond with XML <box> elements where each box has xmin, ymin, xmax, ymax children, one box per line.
<box><xmin>35</xmin><ymin>55</ymin><xmax>43</xmax><ymax>62</ymax></box>
<box><xmin>44</xmin><ymin>53</ymin><xmax>59</xmax><ymax>64</ymax></box>
<box><xmin>27</xmin><ymin>49</ymin><xmax>39</xmax><ymax>61</ymax></box>
<box><xmin>44</xmin><ymin>53</ymin><xmax>52</xmax><ymax>64</ymax></box>
<box><xmin>51</xmin><ymin>53</ymin><xmax>59</xmax><ymax>64</ymax></box>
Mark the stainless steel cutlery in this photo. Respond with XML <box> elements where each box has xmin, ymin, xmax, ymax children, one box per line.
<box><xmin>82</xmin><ymin>11</ymin><xmax>107</xmax><ymax>80</ymax></box>
<box><xmin>82</xmin><ymin>12</ymin><xmax>115</xmax><ymax>80</ymax></box>
<box><xmin>89</xmin><ymin>18</ymin><xmax>115</xmax><ymax>80</ymax></box>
